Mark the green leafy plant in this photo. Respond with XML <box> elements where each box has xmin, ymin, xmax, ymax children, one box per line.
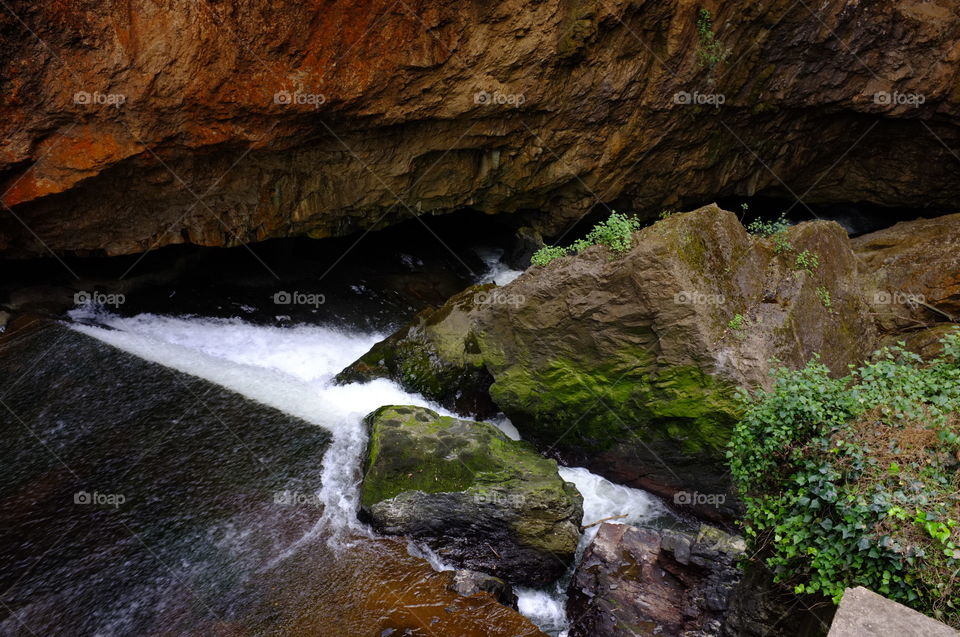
<box><xmin>795</xmin><ymin>249</ymin><xmax>820</xmax><ymax>274</ymax></box>
<box><xmin>774</xmin><ymin>233</ymin><xmax>794</xmax><ymax>255</ymax></box>
<box><xmin>530</xmin><ymin>245</ymin><xmax>568</xmax><ymax>267</ymax></box>
<box><xmin>746</xmin><ymin>214</ymin><xmax>790</xmax><ymax>238</ymax></box>
<box><xmin>659</xmin><ymin>209</ymin><xmax>676</xmax><ymax>220</ymax></box>
<box><xmin>570</xmin><ymin>212</ymin><xmax>644</xmax><ymax>254</ymax></box>
<box><xmin>728</xmin><ymin>313</ymin><xmax>747</xmax><ymax>331</ymax></box>
<box><xmin>729</xmin><ymin>330</ymin><xmax>960</xmax><ymax>626</ymax></box>
<box><xmin>695</xmin><ymin>9</ymin><xmax>731</xmax><ymax>69</ymax></box>
<box><xmin>816</xmin><ymin>286</ymin><xmax>833</xmax><ymax>309</ymax></box>
<box><xmin>530</xmin><ymin>212</ymin><xmax>643</xmax><ymax>267</ymax></box>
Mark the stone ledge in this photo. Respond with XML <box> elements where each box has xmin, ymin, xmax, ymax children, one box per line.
<box><xmin>828</xmin><ymin>587</ymin><xmax>959</xmax><ymax>637</ymax></box>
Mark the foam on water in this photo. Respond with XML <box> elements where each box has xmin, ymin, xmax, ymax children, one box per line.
<box><xmin>476</xmin><ymin>247</ymin><xmax>524</xmax><ymax>286</ymax></box>
<box><xmin>69</xmin><ymin>309</ymin><xmax>455</xmax><ymax>548</ymax></box>
<box><xmin>559</xmin><ymin>466</ymin><xmax>667</xmax><ymax>547</ymax></box>
<box><xmin>68</xmin><ymin>307</ymin><xmax>668</xmax><ymax>635</ymax></box>
<box><xmin>516</xmin><ymin>587</ymin><xmax>570</xmax><ymax>637</ymax></box>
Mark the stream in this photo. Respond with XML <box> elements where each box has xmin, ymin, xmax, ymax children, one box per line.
<box><xmin>1</xmin><ymin>246</ymin><xmax>670</xmax><ymax>636</ymax></box>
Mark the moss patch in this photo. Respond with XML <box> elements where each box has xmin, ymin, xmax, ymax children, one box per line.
<box><xmin>488</xmin><ymin>350</ymin><xmax>741</xmax><ymax>457</ymax></box>
<box><xmin>360</xmin><ymin>405</ymin><xmax>571</xmax><ymax>509</ymax></box>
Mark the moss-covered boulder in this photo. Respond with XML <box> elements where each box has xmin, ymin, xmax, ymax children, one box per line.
<box><xmin>358</xmin><ymin>405</ymin><xmax>583</xmax><ymax>586</ymax></box>
<box><xmin>343</xmin><ymin>206</ymin><xmax>878</xmax><ymax>519</ymax></box>
<box><xmin>336</xmin><ymin>285</ymin><xmax>497</xmax><ymax>417</ymax></box>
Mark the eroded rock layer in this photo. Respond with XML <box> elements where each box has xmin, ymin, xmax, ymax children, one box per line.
<box><xmin>2</xmin><ymin>0</ymin><xmax>960</xmax><ymax>255</ymax></box>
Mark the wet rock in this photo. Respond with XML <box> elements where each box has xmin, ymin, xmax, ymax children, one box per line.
<box><xmin>335</xmin><ymin>285</ymin><xmax>498</xmax><ymax>417</ymax></box>
<box><xmin>358</xmin><ymin>405</ymin><xmax>583</xmax><ymax>586</ymax></box>
<box><xmin>343</xmin><ymin>205</ymin><xmax>877</xmax><ymax>518</ymax></box>
<box><xmin>853</xmin><ymin>213</ymin><xmax>960</xmax><ymax>332</ymax></box>
<box><xmin>566</xmin><ymin>522</ymin><xmax>746</xmax><ymax>636</ymax></box>
<box><xmin>447</xmin><ymin>569</ymin><xmax>518</xmax><ymax>608</ymax></box>
<box><xmin>3</xmin><ymin>2</ymin><xmax>960</xmax><ymax>256</ymax></box>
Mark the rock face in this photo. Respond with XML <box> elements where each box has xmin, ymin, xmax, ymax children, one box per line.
<box><xmin>335</xmin><ymin>285</ymin><xmax>498</xmax><ymax>417</ymax></box>
<box><xmin>566</xmin><ymin>523</ymin><xmax>745</xmax><ymax>636</ymax></box>
<box><xmin>2</xmin><ymin>1</ymin><xmax>960</xmax><ymax>256</ymax></box>
<box><xmin>358</xmin><ymin>405</ymin><xmax>583</xmax><ymax>586</ymax></box>
<box><xmin>853</xmin><ymin>212</ymin><xmax>960</xmax><ymax>332</ymax></box>
<box><xmin>342</xmin><ymin>206</ymin><xmax>877</xmax><ymax>517</ymax></box>
<box><xmin>828</xmin><ymin>587</ymin><xmax>960</xmax><ymax>637</ymax></box>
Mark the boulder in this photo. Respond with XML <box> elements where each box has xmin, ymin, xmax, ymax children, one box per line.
<box><xmin>566</xmin><ymin>522</ymin><xmax>745</xmax><ymax>636</ymax></box>
<box><xmin>358</xmin><ymin>405</ymin><xmax>583</xmax><ymax>587</ymax></box>
<box><xmin>828</xmin><ymin>587</ymin><xmax>960</xmax><ymax>637</ymax></box>
<box><xmin>853</xmin><ymin>213</ymin><xmax>960</xmax><ymax>332</ymax></box>
<box><xmin>342</xmin><ymin>206</ymin><xmax>877</xmax><ymax>518</ymax></box>
<box><xmin>336</xmin><ymin>285</ymin><xmax>498</xmax><ymax>417</ymax></box>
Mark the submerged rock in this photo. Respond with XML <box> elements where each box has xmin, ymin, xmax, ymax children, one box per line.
<box><xmin>566</xmin><ymin>522</ymin><xmax>746</xmax><ymax>636</ymax></box>
<box><xmin>358</xmin><ymin>405</ymin><xmax>583</xmax><ymax>587</ymax></box>
<box><xmin>447</xmin><ymin>569</ymin><xmax>518</xmax><ymax>609</ymax></box>
<box><xmin>342</xmin><ymin>205</ymin><xmax>876</xmax><ymax>518</ymax></box>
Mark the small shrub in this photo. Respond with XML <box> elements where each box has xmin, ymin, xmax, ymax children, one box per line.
<box><xmin>816</xmin><ymin>286</ymin><xmax>832</xmax><ymax>309</ymax></box>
<box><xmin>530</xmin><ymin>212</ymin><xmax>643</xmax><ymax>267</ymax></box>
<box><xmin>531</xmin><ymin>245</ymin><xmax>567</xmax><ymax>267</ymax></box>
<box><xmin>728</xmin><ymin>313</ymin><xmax>747</xmax><ymax>331</ymax></box>
<box><xmin>729</xmin><ymin>330</ymin><xmax>960</xmax><ymax>626</ymax></box>
<box><xmin>795</xmin><ymin>249</ymin><xmax>820</xmax><ymax>274</ymax></box>
<box><xmin>695</xmin><ymin>9</ymin><xmax>731</xmax><ymax>69</ymax></box>
<box><xmin>571</xmin><ymin>211</ymin><xmax>643</xmax><ymax>254</ymax></box>
<box><xmin>774</xmin><ymin>233</ymin><xmax>793</xmax><ymax>255</ymax></box>
<box><xmin>747</xmin><ymin>214</ymin><xmax>790</xmax><ymax>237</ymax></box>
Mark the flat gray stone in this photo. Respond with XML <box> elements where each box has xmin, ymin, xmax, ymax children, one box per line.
<box><xmin>828</xmin><ymin>587</ymin><xmax>959</xmax><ymax>637</ymax></box>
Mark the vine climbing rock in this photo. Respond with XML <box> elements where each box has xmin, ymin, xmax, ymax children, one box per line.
<box><xmin>357</xmin><ymin>405</ymin><xmax>583</xmax><ymax>587</ymax></box>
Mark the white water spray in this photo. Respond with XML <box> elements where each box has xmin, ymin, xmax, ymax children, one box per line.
<box><xmin>69</xmin><ymin>309</ymin><xmax>670</xmax><ymax>635</ymax></box>
<box><xmin>69</xmin><ymin>311</ymin><xmax>456</xmax><ymax>548</ymax></box>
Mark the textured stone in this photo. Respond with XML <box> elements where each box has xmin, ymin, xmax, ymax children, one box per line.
<box><xmin>2</xmin><ymin>1</ymin><xmax>960</xmax><ymax>256</ymax></box>
<box><xmin>358</xmin><ymin>405</ymin><xmax>583</xmax><ymax>586</ymax></box>
<box><xmin>341</xmin><ymin>206</ymin><xmax>878</xmax><ymax>518</ymax></box>
<box><xmin>566</xmin><ymin>522</ymin><xmax>745</xmax><ymax>637</ymax></box>
<box><xmin>828</xmin><ymin>587</ymin><xmax>960</xmax><ymax>637</ymax></box>
<box><xmin>447</xmin><ymin>569</ymin><xmax>518</xmax><ymax>609</ymax></box>
<box><xmin>853</xmin><ymin>213</ymin><xmax>960</xmax><ymax>332</ymax></box>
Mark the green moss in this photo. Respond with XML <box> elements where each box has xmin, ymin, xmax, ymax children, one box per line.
<box><xmin>360</xmin><ymin>405</ymin><xmax>568</xmax><ymax>509</ymax></box>
<box><xmin>488</xmin><ymin>350</ymin><xmax>741</xmax><ymax>457</ymax></box>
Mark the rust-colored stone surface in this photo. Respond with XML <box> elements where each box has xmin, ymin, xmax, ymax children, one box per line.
<box><xmin>2</xmin><ymin>0</ymin><xmax>959</xmax><ymax>256</ymax></box>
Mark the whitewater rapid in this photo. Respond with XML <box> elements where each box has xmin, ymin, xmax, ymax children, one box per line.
<box><xmin>69</xmin><ymin>310</ymin><xmax>667</xmax><ymax>635</ymax></box>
